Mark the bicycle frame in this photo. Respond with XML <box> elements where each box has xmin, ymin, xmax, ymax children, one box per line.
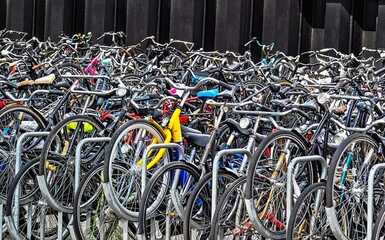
<box><xmin>137</xmin><ymin>107</ymin><xmax>183</xmax><ymax>170</ymax></box>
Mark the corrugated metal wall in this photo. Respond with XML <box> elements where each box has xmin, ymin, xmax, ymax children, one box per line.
<box><xmin>0</xmin><ymin>0</ymin><xmax>384</xmax><ymax>56</ymax></box>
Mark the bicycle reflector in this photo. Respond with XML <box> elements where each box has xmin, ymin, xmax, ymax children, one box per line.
<box><xmin>0</xmin><ymin>100</ymin><xmax>6</xmax><ymax>109</ymax></box>
<box><xmin>317</xmin><ymin>93</ymin><xmax>330</xmax><ymax>105</ymax></box>
<box><xmin>179</xmin><ymin>115</ymin><xmax>189</xmax><ymax>125</ymax></box>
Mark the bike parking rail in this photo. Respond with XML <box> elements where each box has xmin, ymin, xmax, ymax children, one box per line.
<box><xmin>286</xmin><ymin>155</ymin><xmax>327</xmax><ymax>226</ymax></box>
<box><xmin>6</xmin><ymin>131</ymin><xmax>49</xmax><ymax>240</ymax></box>
<box><xmin>136</xmin><ymin>143</ymin><xmax>184</xmax><ymax>240</ymax></box>
<box><xmin>211</xmin><ymin>148</ymin><xmax>252</xmax><ymax>219</ymax></box>
<box><xmin>367</xmin><ymin>163</ymin><xmax>385</xmax><ymax>240</ymax></box>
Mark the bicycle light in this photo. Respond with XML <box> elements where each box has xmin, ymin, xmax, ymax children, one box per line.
<box><xmin>240</xmin><ymin>117</ymin><xmax>251</xmax><ymax>129</ymax></box>
<box><xmin>116</xmin><ymin>87</ymin><xmax>127</xmax><ymax>97</ymax></box>
<box><xmin>317</xmin><ymin>93</ymin><xmax>330</xmax><ymax>105</ymax></box>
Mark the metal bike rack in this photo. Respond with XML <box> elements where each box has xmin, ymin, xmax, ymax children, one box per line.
<box><xmin>325</xmin><ymin>161</ymin><xmax>384</xmax><ymax>240</ymax></box>
<box><xmin>103</xmin><ymin>142</ymin><xmax>183</xmax><ymax>222</ymax></box>
<box><xmin>140</xmin><ymin>143</ymin><xmax>184</xmax><ymax>194</ymax></box>
<box><xmin>0</xmin><ymin>201</ymin><xmax>3</xmax><ymax>240</ymax></box>
<box><xmin>367</xmin><ymin>163</ymin><xmax>385</xmax><ymax>240</ymax></box>
<box><xmin>5</xmin><ymin>131</ymin><xmax>49</xmax><ymax>240</ymax></box>
<box><xmin>136</xmin><ymin>143</ymin><xmax>184</xmax><ymax>240</ymax></box>
<box><xmin>70</xmin><ymin>137</ymin><xmax>132</xmax><ymax>240</ymax></box>
<box><xmin>142</xmin><ymin>143</ymin><xmax>185</xmax><ymax>219</ymax></box>
<box><xmin>67</xmin><ymin>137</ymin><xmax>112</xmax><ymax>239</ymax></box>
<box><xmin>211</xmin><ymin>148</ymin><xmax>252</xmax><ymax>219</ymax></box>
<box><xmin>74</xmin><ymin>137</ymin><xmax>112</xmax><ymax>192</ymax></box>
<box><xmin>286</xmin><ymin>155</ymin><xmax>327</xmax><ymax>226</ymax></box>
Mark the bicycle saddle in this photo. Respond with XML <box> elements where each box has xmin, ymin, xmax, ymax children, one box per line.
<box><xmin>17</xmin><ymin>74</ymin><xmax>56</xmax><ymax>88</ymax></box>
<box><xmin>182</xmin><ymin>126</ymin><xmax>210</xmax><ymax>147</ymax></box>
<box><xmin>196</xmin><ymin>88</ymin><xmax>219</xmax><ymax>99</ymax></box>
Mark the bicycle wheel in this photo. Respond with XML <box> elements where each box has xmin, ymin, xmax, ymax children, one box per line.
<box><xmin>103</xmin><ymin>119</ymin><xmax>170</xmax><ymax>221</ymax></box>
<box><xmin>286</xmin><ymin>182</ymin><xmax>334</xmax><ymax>240</ymax></box>
<box><xmin>183</xmin><ymin>170</ymin><xmax>237</xmax><ymax>240</ymax></box>
<box><xmin>5</xmin><ymin>157</ymin><xmax>69</xmax><ymax>240</ymax></box>
<box><xmin>326</xmin><ymin>133</ymin><xmax>385</xmax><ymax>239</ymax></box>
<box><xmin>0</xmin><ymin>104</ymin><xmax>46</xmax><ymax>200</ymax></box>
<box><xmin>73</xmin><ymin>162</ymin><xmax>136</xmax><ymax>240</ymax></box>
<box><xmin>39</xmin><ymin>114</ymin><xmax>105</xmax><ymax>213</ymax></box>
<box><xmin>372</xmin><ymin>203</ymin><xmax>385</xmax><ymax>240</ymax></box>
<box><xmin>137</xmin><ymin>161</ymin><xmax>201</xmax><ymax>239</ymax></box>
<box><xmin>244</xmin><ymin>130</ymin><xmax>311</xmax><ymax>239</ymax></box>
<box><xmin>210</xmin><ymin>176</ymin><xmax>262</xmax><ymax>240</ymax></box>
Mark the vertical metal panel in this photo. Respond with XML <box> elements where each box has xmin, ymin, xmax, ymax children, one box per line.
<box><xmin>84</xmin><ymin>0</ymin><xmax>115</xmax><ymax>38</ymax></box>
<box><xmin>300</xmin><ymin>0</ymin><xmax>326</xmax><ymax>52</ymax></box>
<box><xmin>324</xmin><ymin>0</ymin><xmax>351</xmax><ymax>53</ymax></box>
<box><xmin>377</xmin><ymin>0</ymin><xmax>385</xmax><ymax>48</ymax></box>
<box><xmin>238</xmin><ymin>0</ymin><xmax>252</xmax><ymax>51</ymax></box>
<box><xmin>260</xmin><ymin>0</ymin><xmax>300</xmax><ymax>54</ymax></box>
<box><xmin>351</xmin><ymin>0</ymin><xmax>378</xmax><ymax>53</ymax></box>
<box><xmin>5</xmin><ymin>0</ymin><xmax>36</xmax><ymax>38</ymax></box>
<box><xmin>3</xmin><ymin>0</ymin><xmax>385</xmax><ymax>53</ymax></box>
<box><xmin>24</xmin><ymin>0</ymin><xmax>34</xmax><ymax>38</ymax></box>
<box><xmin>158</xmin><ymin>0</ymin><xmax>170</xmax><ymax>43</ymax></box>
<box><xmin>169</xmin><ymin>0</ymin><xmax>205</xmax><ymax>47</ymax></box>
<box><xmin>170</xmin><ymin>0</ymin><xmax>194</xmax><ymax>41</ymax></box>
<box><xmin>44</xmin><ymin>0</ymin><xmax>65</xmax><ymax>40</ymax></box>
<box><xmin>360</xmin><ymin>0</ymin><xmax>378</xmax><ymax>50</ymax></box>
<box><xmin>287</xmin><ymin>0</ymin><xmax>301</xmax><ymax>55</ymax></box>
<box><xmin>192</xmin><ymin>0</ymin><xmax>205</xmax><ymax>48</ymax></box>
<box><xmin>214</xmin><ymin>0</ymin><xmax>251</xmax><ymax>52</ymax></box>
<box><xmin>249</xmin><ymin>0</ymin><xmax>264</xmax><ymax>59</ymax></box>
<box><xmin>34</xmin><ymin>0</ymin><xmax>46</xmax><ymax>39</ymax></box>
<box><xmin>84</xmin><ymin>0</ymin><xmax>105</xmax><ymax>36</ymax></box>
<box><xmin>203</xmin><ymin>0</ymin><xmax>216</xmax><ymax>50</ymax></box>
<box><xmin>0</xmin><ymin>0</ymin><xmax>5</xmax><ymax>30</ymax></box>
<box><xmin>73</xmin><ymin>0</ymin><xmax>85</xmax><ymax>34</ymax></box>
<box><xmin>6</xmin><ymin>0</ymin><xmax>23</xmax><ymax>31</ymax></box>
<box><xmin>115</xmin><ymin>0</ymin><xmax>127</xmax><ymax>32</ymax></box>
<box><xmin>261</xmin><ymin>0</ymin><xmax>276</xmax><ymax>47</ymax></box>
<box><xmin>276</xmin><ymin>0</ymin><xmax>300</xmax><ymax>55</ymax></box>
<box><xmin>125</xmin><ymin>0</ymin><xmax>158</xmax><ymax>44</ymax></box>
<box><xmin>62</xmin><ymin>0</ymin><xmax>75</xmax><ymax>35</ymax></box>
<box><xmin>104</xmin><ymin>0</ymin><xmax>116</xmax><ymax>32</ymax></box>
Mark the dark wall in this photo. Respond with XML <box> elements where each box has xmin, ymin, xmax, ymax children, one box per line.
<box><xmin>0</xmin><ymin>0</ymin><xmax>383</xmax><ymax>55</ymax></box>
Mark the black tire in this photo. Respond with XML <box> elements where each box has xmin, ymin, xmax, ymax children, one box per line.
<box><xmin>5</xmin><ymin>157</ymin><xmax>69</xmax><ymax>240</ymax></box>
<box><xmin>103</xmin><ymin>119</ymin><xmax>167</xmax><ymax>182</ymax></box>
<box><xmin>209</xmin><ymin>176</ymin><xmax>262</xmax><ymax>240</ymax></box>
<box><xmin>102</xmin><ymin>119</ymin><xmax>169</xmax><ymax>221</ymax></box>
<box><xmin>183</xmin><ymin>170</ymin><xmax>238</xmax><ymax>240</ymax></box>
<box><xmin>373</xmin><ymin>203</ymin><xmax>385</xmax><ymax>240</ymax></box>
<box><xmin>325</xmin><ymin>133</ymin><xmax>384</xmax><ymax>239</ymax></box>
<box><xmin>286</xmin><ymin>182</ymin><xmax>334</xmax><ymax>240</ymax></box>
<box><xmin>244</xmin><ymin>130</ymin><xmax>310</xmax><ymax>239</ymax></box>
<box><xmin>0</xmin><ymin>104</ymin><xmax>47</xmax><ymax>201</ymax></box>
<box><xmin>38</xmin><ymin>114</ymin><xmax>105</xmax><ymax>213</ymax></box>
<box><xmin>137</xmin><ymin>161</ymin><xmax>201</xmax><ymax>239</ymax></box>
<box><xmin>73</xmin><ymin>162</ymin><xmax>136</xmax><ymax>240</ymax></box>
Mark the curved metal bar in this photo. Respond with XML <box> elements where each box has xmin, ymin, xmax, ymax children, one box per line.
<box><xmin>367</xmin><ymin>163</ymin><xmax>385</xmax><ymax>240</ymax></box>
<box><xmin>212</xmin><ymin>148</ymin><xmax>252</xmax><ymax>219</ymax></box>
<box><xmin>286</xmin><ymin>155</ymin><xmax>327</xmax><ymax>226</ymax></box>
